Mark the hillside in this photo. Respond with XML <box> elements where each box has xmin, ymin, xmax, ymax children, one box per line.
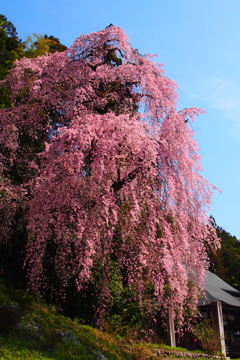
<box><xmin>0</xmin><ymin>282</ymin><xmax>226</xmax><ymax>360</ymax></box>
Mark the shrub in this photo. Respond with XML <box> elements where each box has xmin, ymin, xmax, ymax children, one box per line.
<box><xmin>192</xmin><ymin>319</ymin><xmax>221</xmax><ymax>355</ymax></box>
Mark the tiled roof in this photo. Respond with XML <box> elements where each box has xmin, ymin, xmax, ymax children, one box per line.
<box><xmin>199</xmin><ymin>271</ymin><xmax>240</xmax><ymax>307</ymax></box>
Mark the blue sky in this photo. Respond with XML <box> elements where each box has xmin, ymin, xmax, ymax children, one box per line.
<box><xmin>2</xmin><ymin>0</ymin><xmax>240</xmax><ymax>237</ymax></box>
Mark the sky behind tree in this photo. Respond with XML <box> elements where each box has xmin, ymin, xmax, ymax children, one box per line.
<box><xmin>2</xmin><ymin>0</ymin><xmax>240</xmax><ymax>237</ymax></box>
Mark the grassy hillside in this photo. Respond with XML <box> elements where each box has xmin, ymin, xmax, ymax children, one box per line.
<box><xmin>0</xmin><ymin>281</ymin><xmax>163</xmax><ymax>360</ymax></box>
<box><xmin>0</xmin><ymin>282</ymin><xmax>222</xmax><ymax>360</ymax></box>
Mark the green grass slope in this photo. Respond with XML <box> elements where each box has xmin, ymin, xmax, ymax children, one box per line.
<box><xmin>0</xmin><ymin>282</ymin><xmax>222</xmax><ymax>360</ymax></box>
<box><xmin>0</xmin><ymin>282</ymin><xmax>162</xmax><ymax>360</ymax></box>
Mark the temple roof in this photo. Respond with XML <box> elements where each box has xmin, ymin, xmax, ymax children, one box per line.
<box><xmin>199</xmin><ymin>270</ymin><xmax>240</xmax><ymax>307</ymax></box>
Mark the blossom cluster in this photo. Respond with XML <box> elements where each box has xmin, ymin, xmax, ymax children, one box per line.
<box><xmin>0</xmin><ymin>26</ymin><xmax>219</xmax><ymax>325</ymax></box>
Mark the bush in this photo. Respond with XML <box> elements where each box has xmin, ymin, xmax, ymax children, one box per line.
<box><xmin>192</xmin><ymin>319</ymin><xmax>221</xmax><ymax>355</ymax></box>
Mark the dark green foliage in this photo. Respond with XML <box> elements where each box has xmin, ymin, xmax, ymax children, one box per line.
<box><xmin>0</xmin><ymin>14</ymin><xmax>24</xmax><ymax>80</ymax></box>
<box><xmin>192</xmin><ymin>320</ymin><xmax>221</xmax><ymax>355</ymax></box>
<box><xmin>62</xmin><ymin>279</ymin><xmax>99</xmax><ymax>326</ymax></box>
<box><xmin>61</xmin><ymin>259</ymin><xmax>159</xmax><ymax>342</ymax></box>
<box><xmin>0</xmin><ymin>14</ymin><xmax>24</xmax><ymax>108</ymax></box>
<box><xmin>0</xmin><ymin>85</ymin><xmax>11</xmax><ymax>108</ymax></box>
<box><xmin>209</xmin><ymin>217</ymin><xmax>240</xmax><ymax>290</ymax></box>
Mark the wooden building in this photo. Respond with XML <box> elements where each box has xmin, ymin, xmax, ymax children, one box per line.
<box><xmin>199</xmin><ymin>271</ymin><xmax>240</xmax><ymax>357</ymax></box>
<box><xmin>168</xmin><ymin>271</ymin><xmax>240</xmax><ymax>357</ymax></box>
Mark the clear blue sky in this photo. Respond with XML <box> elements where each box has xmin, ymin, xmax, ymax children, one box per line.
<box><xmin>2</xmin><ymin>0</ymin><xmax>240</xmax><ymax>238</ymax></box>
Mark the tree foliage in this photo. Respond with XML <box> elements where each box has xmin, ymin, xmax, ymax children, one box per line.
<box><xmin>24</xmin><ymin>34</ymin><xmax>67</xmax><ymax>58</ymax></box>
<box><xmin>209</xmin><ymin>218</ymin><xmax>240</xmax><ymax>290</ymax></box>
<box><xmin>0</xmin><ymin>14</ymin><xmax>24</xmax><ymax>80</ymax></box>
<box><xmin>0</xmin><ymin>25</ymin><xmax>219</xmax><ymax>327</ymax></box>
<box><xmin>0</xmin><ymin>15</ymin><xmax>67</xmax><ymax>109</ymax></box>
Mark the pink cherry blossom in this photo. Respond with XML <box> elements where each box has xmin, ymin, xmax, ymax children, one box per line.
<box><xmin>0</xmin><ymin>26</ymin><xmax>219</xmax><ymax>326</ymax></box>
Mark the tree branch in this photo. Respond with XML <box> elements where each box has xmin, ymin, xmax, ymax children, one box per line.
<box><xmin>111</xmin><ymin>166</ymin><xmax>141</xmax><ymax>193</ymax></box>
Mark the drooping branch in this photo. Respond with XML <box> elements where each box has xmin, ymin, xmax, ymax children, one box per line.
<box><xmin>111</xmin><ymin>166</ymin><xmax>141</xmax><ymax>193</ymax></box>
<box><xmin>2</xmin><ymin>25</ymin><xmax>218</xmax><ymax>328</ymax></box>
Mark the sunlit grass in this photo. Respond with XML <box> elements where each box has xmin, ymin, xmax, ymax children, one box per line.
<box><xmin>0</xmin><ymin>282</ymin><xmax>221</xmax><ymax>360</ymax></box>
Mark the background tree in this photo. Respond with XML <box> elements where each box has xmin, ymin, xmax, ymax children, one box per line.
<box><xmin>24</xmin><ymin>34</ymin><xmax>67</xmax><ymax>58</ymax></box>
<box><xmin>0</xmin><ymin>14</ymin><xmax>24</xmax><ymax>80</ymax></box>
<box><xmin>0</xmin><ymin>25</ymin><xmax>219</xmax><ymax>330</ymax></box>
<box><xmin>0</xmin><ymin>15</ymin><xmax>67</xmax><ymax>109</ymax></box>
<box><xmin>209</xmin><ymin>217</ymin><xmax>240</xmax><ymax>290</ymax></box>
<box><xmin>0</xmin><ymin>14</ymin><xmax>24</xmax><ymax>108</ymax></box>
